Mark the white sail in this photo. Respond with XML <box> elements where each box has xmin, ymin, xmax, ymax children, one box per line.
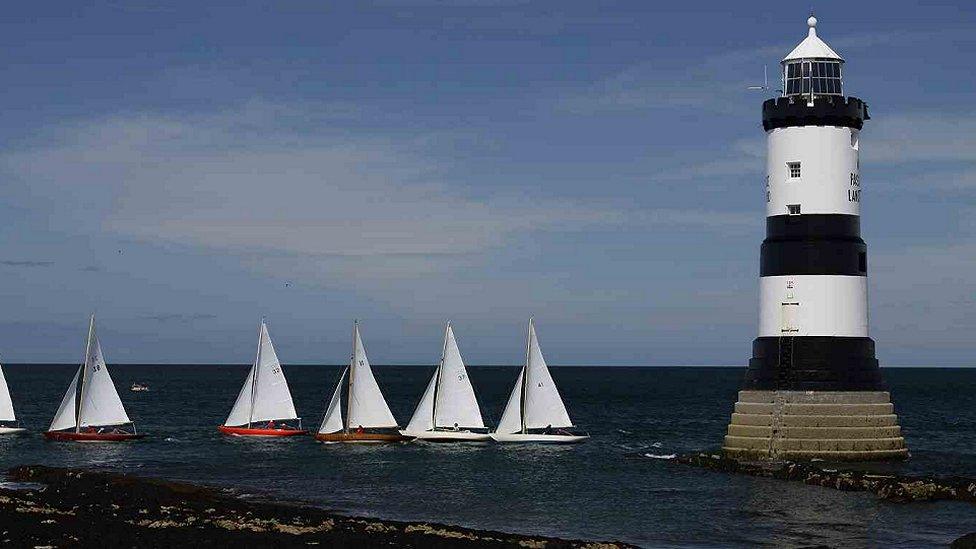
<box><xmin>77</xmin><ymin>329</ymin><xmax>131</xmax><ymax>428</ymax></box>
<box><xmin>224</xmin><ymin>365</ymin><xmax>255</xmax><ymax>427</ymax></box>
<box><xmin>49</xmin><ymin>366</ymin><xmax>81</xmax><ymax>431</ymax></box>
<box><xmin>346</xmin><ymin>324</ymin><xmax>398</xmax><ymax>429</ymax></box>
<box><xmin>318</xmin><ymin>368</ymin><xmax>347</xmax><ymax>434</ymax></box>
<box><xmin>494</xmin><ymin>369</ymin><xmax>524</xmax><ymax>434</ymax></box>
<box><xmin>0</xmin><ymin>364</ymin><xmax>15</xmax><ymax>422</ymax></box>
<box><xmin>248</xmin><ymin>322</ymin><xmax>299</xmax><ymax>423</ymax></box>
<box><xmin>522</xmin><ymin>322</ymin><xmax>572</xmax><ymax>429</ymax></box>
<box><xmin>404</xmin><ymin>369</ymin><xmax>437</xmax><ymax>433</ymax></box>
<box><xmin>433</xmin><ymin>324</ymin><xmax>485</xmax><ymax>429</ymax></box>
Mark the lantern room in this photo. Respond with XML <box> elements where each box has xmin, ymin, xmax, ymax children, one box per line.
<box><xmin>782</xmin><ymin>16</ymin><xmax>844</xmax><ymax>98</ymax></box>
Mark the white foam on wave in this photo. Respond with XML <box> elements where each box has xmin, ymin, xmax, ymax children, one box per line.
<box><xmin>644</xmin><ymin>453</ymin><xmax>676</xmax><ymax>460</ymax></box>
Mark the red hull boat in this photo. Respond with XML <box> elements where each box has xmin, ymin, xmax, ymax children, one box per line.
<box><xmin>44</xmin><ymin>431</ymin><xmax>145</xmax><ymax>442</ymax></box>
<box><xmin>218</xmin><ymin>425</ymin><xmax>308</xmax><ymax>437</ymax></box>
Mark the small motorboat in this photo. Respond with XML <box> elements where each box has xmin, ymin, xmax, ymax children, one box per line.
<box><xmin>218</xmin><ymin>320</ymin><xmax>308</xmax><ymax>437</ymax></box>
<box><xmin>490</xmin><ymin>319</ymin><xmax>589</xmax><ymax>444</ymax></box>
<box><xmin>130</xmin><ymin>383</ymin><xmax>149</xmax><ymax>392</ymax></box>
<box><xmin>0</xmin><ymin>361</ymin><xmax>26</xmax><ymax>435</ymax></box>
<box><xmin>315</xmin><ymin>321</ymin><xmax>409</xmax><ymax>443</ymax></box>
<box><xmin>45</xmin><ymin>315</ymin><xmax>146</xmax><ymax>442</ymax></box>
<box><xmin>399</xmin><ymin>322</ymin><xmax>491</xmax><ymax>442</ymax></box>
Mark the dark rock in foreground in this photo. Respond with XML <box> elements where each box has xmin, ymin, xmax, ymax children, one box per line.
<box><xmin>675</xmin><ymin>452</ymin><xmax>976</xmax><ymax>504</ymax></box>
<box><xmin>1</xmin><ymin>465</ymin><xmax>631</xmax><ymax>548</ymax></box>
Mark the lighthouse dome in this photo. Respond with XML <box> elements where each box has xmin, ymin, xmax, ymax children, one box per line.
<box><xmin>783</xmin><ymin>15</ymin><xmax>843</xmax><ymax>62</ymax></box>
<box><xmin>781</xmin><ymin>15</ymin><xmax>844</xmax><ymax>97</ymax></box>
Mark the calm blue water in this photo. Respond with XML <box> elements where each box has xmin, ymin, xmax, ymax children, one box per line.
<box><xmin>0</xmin><ymin>365</ymin><xmax>974</xmax><ymax>547</ymax></box>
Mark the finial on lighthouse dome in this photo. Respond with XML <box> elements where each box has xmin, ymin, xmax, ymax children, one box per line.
<box><xmin>808</xmin><ymin>14</ymin><xmax>817</xmax><ymax>30</ymax></box>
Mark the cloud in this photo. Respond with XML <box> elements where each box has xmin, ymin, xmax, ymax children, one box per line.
<box><xmin>1</xmin><ymin>260</ymin><xmax>53</xmax><ymax>267</ymax></box>
<box><xmin>1</xmin><ymin>102</ymin><xmax>751</xmax><ymax>270</ymax></box>
<box><xmin>559</xmin><ymin>32</ymin><xmax>903</xmax><ymax>115</ymax></box>
<box><xmin>867</xmin><ymin>112</ymin><xmax>976</xmax><ymax>165</ymax></box>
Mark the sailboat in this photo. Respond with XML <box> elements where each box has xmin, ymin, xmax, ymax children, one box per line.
<box><xmin>218</xmin><ymin>320</ymin><xmax>307</xmax><ymax>437</ymax></box>
<box><xmin>44</xmin><ymin>315</ymin><xmax>145</xmax><ymax>442</ymax></box>
<box><xmin>0</xmin><ymin>361</ymin><xmax>26</xmax><ymax>435</ymax></box>
<box><xmin>315</xmin><ymin>321</ymin><xmax>407</xmax><ymax>443</ymax></box>
<box><xmin>491</xmin><ymin>319</ymin><xmax>588</xmax><ymax>443</ymax></box>
<box><xmin>400</xmin><ymin>322</ymin><xmax>490</xmax><ymax>442</ymax></box>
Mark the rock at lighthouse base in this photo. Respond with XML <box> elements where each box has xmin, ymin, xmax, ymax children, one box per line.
<box><xmin>722</xmin><ymin>390</ymin><xmax>908</xmax><ymax>461</ymax></box>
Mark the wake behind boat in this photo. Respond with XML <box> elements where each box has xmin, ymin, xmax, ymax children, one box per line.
<box><xmin>315</xmin><ymin>321</ymin><xmax>407</xmax><ymax>443</ymax></box>
<box><xmin>218</xmin><ymin>320</ymin><xmax>307</xmax><ymax>437</ymax></box>
<box><xmin>0</xmin><ymin>360</ymin><xmax>25</xmax><ymax>435</ymax></box>
<box><xmin>44</xmin><ymin>315</ymin><xmax>144</xmax><ymax>442</ymax></box>
<box><xmin>491</xmin><ymin>319</ymin><xmax>588</xmax><ymax>444</ymax></box>
<box><xmin>400</xmin><ymin>322</ymin><xmax>490</xmax><ymax>442</ymax></box>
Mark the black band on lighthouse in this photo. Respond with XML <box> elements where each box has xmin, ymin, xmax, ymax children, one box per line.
<box><xmin>761</xmin><ymin>240</ymin><xmax>866</xmax><ymax>276</ymax></box>
<box><xmin>743</xmin><ymin>336</ymin><xmax>885</xmax><ymax>391</ymax></box>
<box><xmin>762</xmin><ymin>96</ymin><xmax>869</xmax><ymax>131</ymax></box>
<box><xmin>766</xmin><ymin>214</ymin><xmax>861</xmax><ymax>239</ymax></box>
<box><xmin>761</xmin><ymin>215</ymin><xmax>867</xmax><ymax>276</ymax></box>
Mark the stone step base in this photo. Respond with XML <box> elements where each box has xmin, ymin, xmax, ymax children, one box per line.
<box><xmin>723</xmin><ymin>447</ymin><xmax>909</xmax><ymax>461</ymax></box>
<box><xmin>734</xmin><ymin>402</ymin><xmax>893</xmax><ymax>415</ymax></box>
<box><xmin>722</xmin><ymin>390</ymin><xmax>908</xmax><ymax>461</ymax></box>
<box><xmin>727</xmin><ymin>424</ymin><xmax>902</xmax><ymax>439</ymax></box>
<box><xmin>730</xmin><ymin>412</ymin><xmax>901</xmax><ymax>427</ymax></box>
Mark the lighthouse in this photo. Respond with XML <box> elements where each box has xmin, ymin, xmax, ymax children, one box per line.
<box><xmin>722</xmin><ymin>15</ymin><xmax>908</xmax><ymax>460</ymax></box>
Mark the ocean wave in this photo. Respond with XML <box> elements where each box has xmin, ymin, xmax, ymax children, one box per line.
<box><xmin>643</xmin><ymin>453</ymin><xmax>676</xmax><ymax>460</ymax></box>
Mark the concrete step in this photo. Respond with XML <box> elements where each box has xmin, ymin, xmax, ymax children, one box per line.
<box><xmin>727</xmin><ymin>424</ymin><xmax>902</xmax><ymax>439</ymax></box>
<box><xmin>734</xmin><ymin>402</ymin><xmax>894</xmax><ymax>416</ymax></box>
<box><xmin>724</xmin><ymin>435</ymin><xmax>906</xmax><ymax>452</ymax></box>
<box><xmin>737</xmin><ymin>390</ymin><xmax>892</xmax><ymax>404</ymax></box>
<box><xmin>722</xmin><ymin>446</ymin><xmax>910</xmax><ymax>461</ymax></box>
<box><xmin>729</xmin><ymin>413</ymin><xmax>901</xmax><ymax>428</ymax></box>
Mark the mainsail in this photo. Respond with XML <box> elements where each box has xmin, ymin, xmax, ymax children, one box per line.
<box><xmin>0</xmin><ymin>363</ymin><xmax>16</xmax><ymax>422</ymax></box>
<box><xmin>224</xmin><ymin>321</ymin><xmax>299</xmax><ymax>427</ymax></box>
<box><xmin>433</xmin><ymin>324</ymin><xmax>484</xmax><ymax>429</ymax></box>
<box><xmin>346</xmin><ymin>323</ymin><xmax>398</xmax><ymax>429</ymax></box>
<box><xmin>77</xmin><ymin>326</ymin><xmax>131</xmax><ymax>428</ymax></box>
<box><xmin>49</xmin><ymin>316</ymin><xmax>134</xmax><ymax>432</ymax></box>
<box><xmin>319</xmin><ymin>323</ymin><xmax>397</xmax><ymax>434</ymax></box>
<box><xmin>522</xmin><ymin>321</ymin><xmax>572</xmax><ymax>429</ymax></box>
<box><xmin>404</xmin><ymin>323</ymin><xmax>484</xmax><ymax>433</ymax></box>
<box><xmin>494</xmin><ymin>319</ymin><xmax>573</xmax><ymax>434</ymax></box>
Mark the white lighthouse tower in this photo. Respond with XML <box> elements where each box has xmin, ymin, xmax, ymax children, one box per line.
<box><xmin>722</xmin><ymin>15</ymin><xmax>908</xmax><ymax>460</ymax></box>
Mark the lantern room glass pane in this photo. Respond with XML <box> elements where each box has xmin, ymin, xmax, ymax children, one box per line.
<box><xmin>783</xmin><ymin>60</ymin><xmax>843</xmax><ymax>97</ymax></box>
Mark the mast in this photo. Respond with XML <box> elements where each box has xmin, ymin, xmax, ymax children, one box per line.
<box><xmin>76</xmin><ymin>314</ymin><xmax>95</xmax><ymax>433</ymax></box>
<box><xmin>432</xmin><ymin>321</ymin><xmax>449</xmax><ymax>429</ymax></box>
<box><xmin>345</xmin><ymin>320</ymin><xmax>357</xmax><ymax>433</ymax></box>
<box><xmin>248</xmin><ymin>319</ymin><xmax>263</xmax><ymax>428</ymax></box>
<box><xmin>520</xmin><ymin>318</ymin><xmax>532</xmax><ymax>434</ymax></box>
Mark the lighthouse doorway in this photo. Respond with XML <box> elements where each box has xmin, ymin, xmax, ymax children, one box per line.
<box><xmin>780</xmin><ymin>301</ymin><xmax>800</xmax><ymax>334</ymax></box>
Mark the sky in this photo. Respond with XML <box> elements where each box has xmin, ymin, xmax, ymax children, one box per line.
<box><xmin>1</xmin><ymin>1</ymin><xmax>974</xmax><ymax>366</ymax></box>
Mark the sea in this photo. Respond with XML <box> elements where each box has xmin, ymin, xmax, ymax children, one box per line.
<box><xmin>0</xmin><ymin>364</ymin><xmax>974</xmax><ymax>548</ymax></box>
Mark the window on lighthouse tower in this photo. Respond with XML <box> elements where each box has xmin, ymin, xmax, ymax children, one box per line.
<box><xmin>787</xmin><ymin>162</ymin><xmax>801</xmax><ymax>178</ymax></box>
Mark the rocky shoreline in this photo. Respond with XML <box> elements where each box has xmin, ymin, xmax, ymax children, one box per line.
<box><xmin>0</xmin><ymin>465</ymin><xmax>631</xmax><ymax>548</ymax></box>
<box><xmin>674</xmin><ymin>452</ymin><xmax>976</xmax><ymax>504</ymax></box>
